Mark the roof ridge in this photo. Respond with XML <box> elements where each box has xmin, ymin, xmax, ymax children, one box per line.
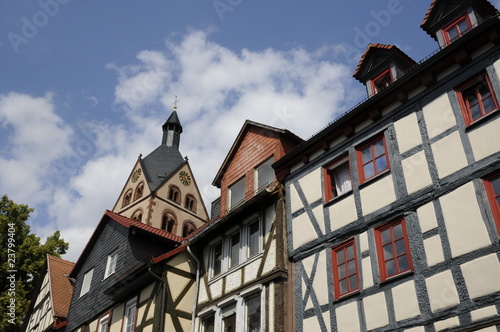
<box><xmin>48</xmin><ymin>254</ymin><xmax>75</xmax><ymax>266</ymax></box>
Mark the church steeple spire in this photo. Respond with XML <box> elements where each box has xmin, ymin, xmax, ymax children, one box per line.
<box><xmin>161</xmin><ymin>98</ymin><xmax>183</xmax><ymax>149</ymax></box>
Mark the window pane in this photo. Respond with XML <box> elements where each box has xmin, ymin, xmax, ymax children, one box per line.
<box><xmin>349</xmin><ymin>275</ymin><xmax>358</xmax><ymax>290</ymax></box>
<box><xmin>482</xmin><ymin>96</ymin><xmax>495</xmax><ymax>113</ymax></box>
<box><xmin>393</xmin><ymin>223</ymin><xmax>403</xmax><ymax>239</ymax></box>
<box><xmin>363</xmin><ymin>163</ymin><xmax>375</xmax><ymax>179</ymax></box>
<box><xmin>257</xmin><ymin>160</ymin><xmax>274</xmax><ymax>189</ymax></box>
<box><xmin>346</xmin><ymin>244</ymin><xmax>354</xmax><ymax>260</ymax></box>
<box><xmin>383</xmin><ymin>244</ymin><xmax>394</xmax><ymax>259</ymax></box>
<box><xmin>339</xmin><ymin>279</ymin><xmax>348</xmax><ymax>294</ymax></box>
<box><xmin>386</xmin><ymin>259</ymin><xmax>396</xmax><ymax>276</ymax></box>
<box><xmin>202</xmin><ymin>315</ymin><xmax>215</xmax><ymax>332</ymax></box>
<box><xmin>338</xmin><ymin>265</ymin><xmax>346</xmax><ymax>279</ymax></box>
<box><xmin>398</xmin><ymin>255</ymin><xmax>409</xmax><ymax>271</ymax></box>
<box><xmin>213</xmin><ymin>243</ymin><xmax>223</xmax><ymax>275</ymax></box>
<box><xmin>381</xmin><ymin>229</ymin><xmax>391</xmax><ymax>245</ymax></box>
<box><xmin>230</xmin><ymin>180</ymin><xmax>245</xmax><ymax>208</ymax></box>
<box><xmin>447</xmin><ymin>27</ymin><xmax>459</xmax><ymax>40</ymax></box>
<box><xmin>348</xmin><ymin>259</ymin><xmax>356</xmax><ymax>275</ymax></box>
<box><xmin>375</xmin><ymin>156</ymin><xmax>387</xmax><ymax>172</ymax></box>
<box><xmin>332</xmin><ymin>162</ymin><xmax>352</xmax><ymax>196</ymax></box>
<box><xmin>373</xmin><ymin>139</ymin><xmax>385</xmax><ymax>156</ymax></box>
<box><xmin>246</xmin><ymin>295</ymin><xmax>261</xmax><ymax>332</ymax></box>
<box><xmin>362</xmin><ymin>147</ymin><xmax>372</xmax><ymax>163</ymax></box>
<box><xmin>223</xmin><ymin>314</ymin><xmax>236</xmax><ymax>332</ymax></box>
<box><xmin>470</xmin><ymin>104</ymin><xmax>482</xmax><ymax>121</ymax></box>
<box><xmin>458</xmin><ymin>19</ymin><xmax>469</xmax><ymax>33</ymax></box>
<box><xmin>248</xmin><ymin>221</ymin><xmax>260</xmax><ymax>257</ymax></box>
<box><xmin>230</xmin><ymin>232</ymin><xmax>240</xmax><ymax>267</ymax></box>
<box><xmin>395</xmin><ymin>239</ymin><xmax>406</xmax><ymax>255</ymax></box>
<box><xmin>336</xmin><ymin>250</ymin><xmax>345</xmax><ymax>264</ymax></box>
<box><xmin>492</xmin><ymin>178</ymin><xmax>500</xmax><ymax>195</ymax></box>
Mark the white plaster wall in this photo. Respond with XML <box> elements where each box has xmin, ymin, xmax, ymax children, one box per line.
<box><xmin>402</xmin><ymin>151</ymin><xmax>432</xmax><ymax>194</ymax></box>
<box><xmin>363</xmin><ymin>292</ymin><xmax>389</xmax><ymax>330</ymax></box>
<box><xmin>422</xmin><ymin>93</ymin><xmax>456</xmax><ymax>139</ymax></box>
<box><xmin>336</xmin><ymin>301</ymin><xmax>361</xmax><ymax>332</ymax></box>
<box><xmin>224</xmin><ymin>269</ymin><xmax>242</xmax><ymax>293</ymax></box>
<box><xmin>243</xmin><ymin>258</ymin><xmax>260</xmax><ymax>283</ymax></box>
<box><xmin>297</xmin><ymin>169</ymin><xmax>323</xmax><ymax>203</ymax></box>
<box><xmin>392</xmin><ymin>280</ymin><xmax>420</xmax><ymax>321</ymax></box>
<box><xmin>292</xmin><ymin>212</ymin><xmax>317</xmax><ymax>249</ymax></box>
<box><xmin>470</xmin><ymin>305</ymin><xmax>498</xmax><ymax>321</ymax></box>
<box><xmin>417</xmin><ymin>202</ymin><xmax>438</xmax><ymax>233</ymax></box>
<box><xmin>360</xmin><ymin>176</ymin><xmax>396</xmax><ymax>215</ymax></box>
<box><xmin>475</xmin><ymin>327</ymin><xmax>498</xmax><ymax>332</ymax></box>
<box><xmin>404</xmin><ymin>327</ymin><xmax>425</xmax><ymax>332</ymax></box>
<box><xmin>361</xmin><ymin>257</ymin><xmax>374</xmax><ymax>289</ymax></box>
<box><xmin>311</xmin><ymin>251</ymin><xmax>329</xmax><ymax>308</ymax></box>
<box><xmin>209</xmin><ymin>278</ymin><xmax>223</xmax><ymax>299</ymax></box>
<box><xmin>329</xmin><ymin>195</ymin><xmax>357</xmax><ymax>231</ymax></box>
<box><xmin>198</xmin><ymin>278</ymin><xmax>209</xmax><ymax>303</ymax></box>
<box><xmin>460</xmin><ymin>253</ymin><xmax>500</xmax><ymax>299</ymax></box>
<box><xmin>468</xmin><ymin>116</ymin><xmax>500</xmax><ymax>161</ymax></box>
<box><xmin>262</xmin><ymin>235</ymin><xmax>276</xmax><ymax>274</ymax></box>
<box><xmin>312</xmin><ymin>205</ymin><xmax>326</xmax><ymax>235</ymax></box>
<box><xmin>289</xmin><ymin>183</ymin><xmax>303</xmax><ymax>214</ymax></box>
<box><xmin>434</xmin><ymin>316</ymin><xmax>460</xmax><ymax>331</ymax></box>
<box><xmin>394</xmin><ymin>112</ymin><xmax>422</xmax><ymax>153</ymax></box>
<box><xmin>440</xmin><ymin>182</ymin><xmax>491</xmax><ymax>257</ymax></box>
<box><xmin>431</xmin><ymin>132</ymin><xmax>468</xmax><ymax>178</ymax></box>
<box><xmin>423</xmin><ymin>235</ymin><xmax>445</xmax><ymax>267</ymax></box>
<box><xmin>425</xmin><ymin>270</ymin><xmax>460</xmax><ymax>312</ymax></box>
<box><xmin>493</xmin><ymin>58</ymin><xmax>500</xmax><ymax>76</ymax></box>
<box><xmin>359</xmin><ymin>231</ymin><xmax>369</xmax><ymax>253</ymax></box>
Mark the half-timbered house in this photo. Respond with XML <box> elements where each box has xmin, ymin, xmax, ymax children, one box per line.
<box><xmin>274</xmin><ymin>0</ymin><xmax>500</xmax><ymax>331</ymax></box>
<box><xmin>189</xmin><ymin>121</ymin><xmax>302</xmax><ymax>332</ymax></box>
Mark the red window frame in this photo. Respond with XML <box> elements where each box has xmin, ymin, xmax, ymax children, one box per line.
<box><xmin>456</xmin><ymin>73</ymin><xmax>499</xmax><ymax>126</ymax></box>
<box><xmin>323</xmin><ymin>156</ymin><xmax>352</xmax><ymax>203</ymax></box>
<box><xmin>371</xmin><ymin>68</ymin><xmax>394</xmax><ymax>94</ymax></box>
<box><xmin>442</xmin><ymin>14</ymin><xmax>472</xmax><ymax>45</ymax></box>
<box><xmin>97</xmin><ymin>311</ymin><xmax>113</xmax><ymax>332</ymax></box>
<box><xmin>375</xmin><ymin>220</ymin><xmax>413</xmax><ymax>282</ymax></box>
<box><xmin>332</xmin><ymin>239</ymin><xmax>360</xmax><ymax>299</ymax></box>
<box><xmin>356</xmin><ymin>134</ymin><xmax>390</xmax><ymax>184</ymax></box>
<box><xmin>483</xmin><ymin>173</ymin><xmax>500</xmax><ymax>235</ymax></box>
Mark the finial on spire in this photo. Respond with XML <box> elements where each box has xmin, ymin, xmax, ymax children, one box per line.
<box><xmin>173</xmin><ymin>95</ymin><xmax>179</xmax><ymax>111</ymax></box>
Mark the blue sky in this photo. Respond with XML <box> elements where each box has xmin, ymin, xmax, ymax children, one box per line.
<box><xmin>0</xmin><ymin>0</ymin><xmax>483</xmax><ymax>261</ymax></box>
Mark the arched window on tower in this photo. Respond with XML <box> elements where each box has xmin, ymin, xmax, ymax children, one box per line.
<box><xmin>161</xmin><ymin>211</ymin><xmax>177</xmax><ymax>233</ymax></box>
<box><xmin>182</xmin><ymin>221</ymin><xmax>196</xmax><ymax>238</ymax></box>
<box><xmin>168</xmin><ymin>185</ymin><xmax>181</xmax><ymax>204</ymax></box>
<box><xmin>132</xmin><ymin>209</ymin><xmax>143</xmax><ymax>222</ymax></box>
<box><xmin>122</xmin><ymin>189</ymin><xmax>133</xmax><ymax>207</ymax></box>
<box><xmin>134</xmin><ymin>182</ymin><xmax>144</xmax><ymax>201</ymax></box>
<box><xmin>184</xmin><ymin>194</ymin><xmax>197</xmax><ymax>213</ymax></box>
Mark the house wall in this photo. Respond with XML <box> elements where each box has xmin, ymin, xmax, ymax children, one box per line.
<box><xmin>285</xmin><ymin>42</ymin><xmax>500</xmax><ymax>331</ymax></box>
<box><xmin>24</xmin><ymin>272</ymin><xmax>53</xmax><ymax>332</ymax></box>
<box><xmin>66</xmin><ymin>221</ymin><xmax>171</xmax><ymax>331</ymax></box>
<box><xmin>219</xmin><ymin>127</ymin><xmax>286</xmax><ymax>216</ymax></box>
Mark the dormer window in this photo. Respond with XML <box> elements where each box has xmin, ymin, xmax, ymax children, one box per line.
<box><xmin>443</xmin><ymin>14</ymin><xmax>472</xmax><ymax>45</ymax></box>
<box><xmin>371</xmin><ymin>69</ymin><xmax>393</xmax><ymax>94</ymax></box>
<box><xmin>255</xmin><ymin>158</ymin><xmax>274</xmax><ymax>192</ymax></box>
<box><xmin>228</xmin><ymin>178</ymin><xmax>245</xmax><ymax>210</ymax></box>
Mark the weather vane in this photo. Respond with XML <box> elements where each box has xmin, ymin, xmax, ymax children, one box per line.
<box><xmin>173</xmin><ymin>95</ymin><xmax>179</xmax><ymax>110</ymax></box>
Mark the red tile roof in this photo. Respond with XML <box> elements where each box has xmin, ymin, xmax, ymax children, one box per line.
<box><xmin>421</xmin><ymin>0</ymin><xmax>439</xmax><ymax>28</ymax></box>
<box><xmin>47</xmin><ymin>255</ymin><xmax>75</xmax><ymax>318</ymax></box>
<box><xmin>104</xmin><ymin>210</ymin><xmax>184</xmax><ymax>243</ymax></box>
<box><xmin>151</xmin><ymin>244</ymin><xmax>187</xmax><ymax>264</ymax></box>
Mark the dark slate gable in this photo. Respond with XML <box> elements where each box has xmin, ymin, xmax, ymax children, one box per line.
<box><xmin>66</xmin><ymin>217</ymin><xmax>175</xmax><ymax>331</ymax></box>
<box><xmin>140</xmin><ymin>145</ymin><xmax>185</xmax><ymax>192</ymax></box>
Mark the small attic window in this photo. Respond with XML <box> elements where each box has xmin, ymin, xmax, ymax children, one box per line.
<box><xmin>371</xmin><ymin>68</ymin><xmax>394</xmax><ymax>94</ymax></box>
<box><xmin>443</xmin><ymin>14</ymin><xmax>472</xmax><ymax>45</ymax></box>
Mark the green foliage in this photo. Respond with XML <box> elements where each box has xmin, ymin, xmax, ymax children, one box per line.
<box><xmin>0</xmin><ymin>195</ymin><xmax>69</xmax><ymax>332</ymax></box>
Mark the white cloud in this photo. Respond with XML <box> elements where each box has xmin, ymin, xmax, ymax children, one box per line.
<box><xmin>1</xmin><ymin>30</ymin><xmax>363</xmax><ymax>262</ymax></box>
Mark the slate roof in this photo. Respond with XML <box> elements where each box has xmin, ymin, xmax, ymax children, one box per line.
<box><xmin>140</xmin><ymin>145</ymin><xmax>185</xmax><ymax>192</ymax></box>
<box><xmin>70</xmin><ymin>210</ymin><xmax>182</xmax><ymax>277</ymax></box>
<box><xmin>353</xmin><ymin>44</ymin><xmax>417</xmax><ymax>81</ymax></box>
<box><xmin>162</xmin><ymin>110</ymin><xmax>183</xmax><ymax>133</ymax></box>
<box><xmin>47</xmin><ymin>255</ymin><xmax>75</xmax><ymax>318</ymax></box>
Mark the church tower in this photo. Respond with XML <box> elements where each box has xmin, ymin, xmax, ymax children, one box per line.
<box><xmin>112</xmin><ymin>103</ymin><xmax>209</xmax><ymax>238</ymax></box>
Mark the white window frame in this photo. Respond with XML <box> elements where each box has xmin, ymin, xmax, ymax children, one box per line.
<box><xmin>227</xmin><ymin>228</ymin><xmax>242</xmax><ymax>269</ymax></box>
<box><xmin>244</xmin><ymin>215</ymin><xmax>263</xmax><ymax>258</ymax></box>
<box><xmin>210</xmin><ymin>238</ymin><xmax>224</xmax><ymax>278</ymax></box>
<box><xmin>228</xmin><ymin>178</ymin><xmax>245</xmax><ymax>210</ymax></box>
<box><xmin>123</xmin><ymin>297</ymin><xmax>137</xmax><ymax>332</ymax></box>
<box><xmin>255</xmin><ymin>157</ymin><xmax>274</xmax><ymax>192</ymax></box>
<box><xmin>104</xmin><ymin>250</ymin><xmax>118</xmax><ymax>279</ymax></box>
<box><xmin>98</xmin><ymin>313</ymin><xmax>110</xmax><ymax>332</ymax></box>
<box><xmin>79</xmin><ymin>268</ymin><xmax>93</xmax><ymax>297</ymax></box>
